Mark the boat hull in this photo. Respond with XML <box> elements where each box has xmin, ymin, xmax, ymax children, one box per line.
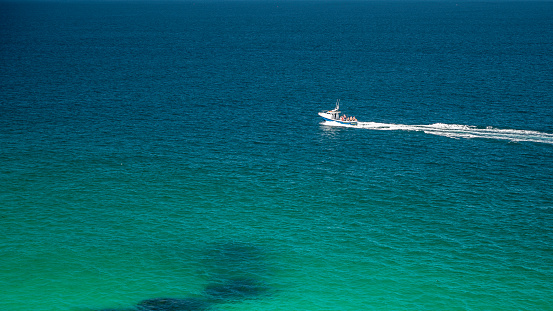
<box><xmin>318</xmin><ymin>112</ymin><xmax>357</xmax><ymax>126</ymax></box>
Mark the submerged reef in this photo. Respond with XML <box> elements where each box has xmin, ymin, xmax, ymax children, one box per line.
<box><xmin>201</xmin><ymin>242</ymin><xmax>270</xmax><ymax>303</ymax></box>
<box><xmin>94</xmin><ymin>242</ymin><xmax>270</xmax><ymax>311</ymax></box>
<box><xmin>136</xmin><ymin>298</ymin><xmax>212</xmax><ymax>311</ymax></box>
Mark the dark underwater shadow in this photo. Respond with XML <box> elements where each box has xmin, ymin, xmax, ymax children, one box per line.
<box><xmin>95</xmin><ymin>297</ymin><xmax>212</xmax><ymax>311</ymax></box>
<box><xmin>94</xmin><ymin>241</ymin><xmax>272</xmax><ymax>311</ymax></box>
<box><xmin>200</xmin><ymin>241</ymin><xmax>272</xmax><ymax>303</ymax></box>
<box><xmin>136</xmin><ymin>298</ymin><xmax>212</xmax><ymax>311</ymax></box>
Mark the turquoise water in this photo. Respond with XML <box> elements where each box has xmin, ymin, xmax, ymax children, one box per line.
<box><xmin>1</xmin><ymin>1</ymin><xmax>553</xmax><ymax>310</ymax></box>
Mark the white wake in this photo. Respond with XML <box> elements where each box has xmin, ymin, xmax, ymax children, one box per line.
<box><xmin>323</xmin><ymin>121</ymin><xmax>553</xmax><ymax>144</ymax></box>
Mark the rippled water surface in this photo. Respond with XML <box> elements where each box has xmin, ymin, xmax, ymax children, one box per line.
<box><xmin>1</xmin><ymin>1</ymin><xmax>552</xmax><ymax>310</ymax></box>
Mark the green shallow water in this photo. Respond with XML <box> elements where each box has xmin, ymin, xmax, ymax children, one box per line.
<box><xmin>1</xmin><ymin>1</ymin><xmax>553</xmax><ymax>310</ymax></box>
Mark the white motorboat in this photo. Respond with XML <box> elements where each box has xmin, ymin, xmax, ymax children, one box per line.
<box><xmin>318</xmin><ymin>99</ymin><xmax>357</xmax><ymax>126</ymax></box>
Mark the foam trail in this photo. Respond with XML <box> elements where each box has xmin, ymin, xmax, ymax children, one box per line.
<box><xmin>328</xmin><ymin>121</ymin><xmax>553</xmax><ymax>144</ymax></box>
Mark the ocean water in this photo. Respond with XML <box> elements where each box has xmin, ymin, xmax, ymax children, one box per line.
<box><xmin>1</xmin><ymin>1</ymin><xmax>553</xmax><ymax>310</ymax></box>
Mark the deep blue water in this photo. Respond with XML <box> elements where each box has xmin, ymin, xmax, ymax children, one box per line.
<box><xmin>1</xmin><ymin>1</ymin><xmax>553</xmax><ymax>310</ymax></box>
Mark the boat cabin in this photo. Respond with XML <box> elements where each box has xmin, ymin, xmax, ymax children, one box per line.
<box><xmin>327</xmin><ymin>109</ymin><xmax>340</xmax><ymax>120</ymax></box>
